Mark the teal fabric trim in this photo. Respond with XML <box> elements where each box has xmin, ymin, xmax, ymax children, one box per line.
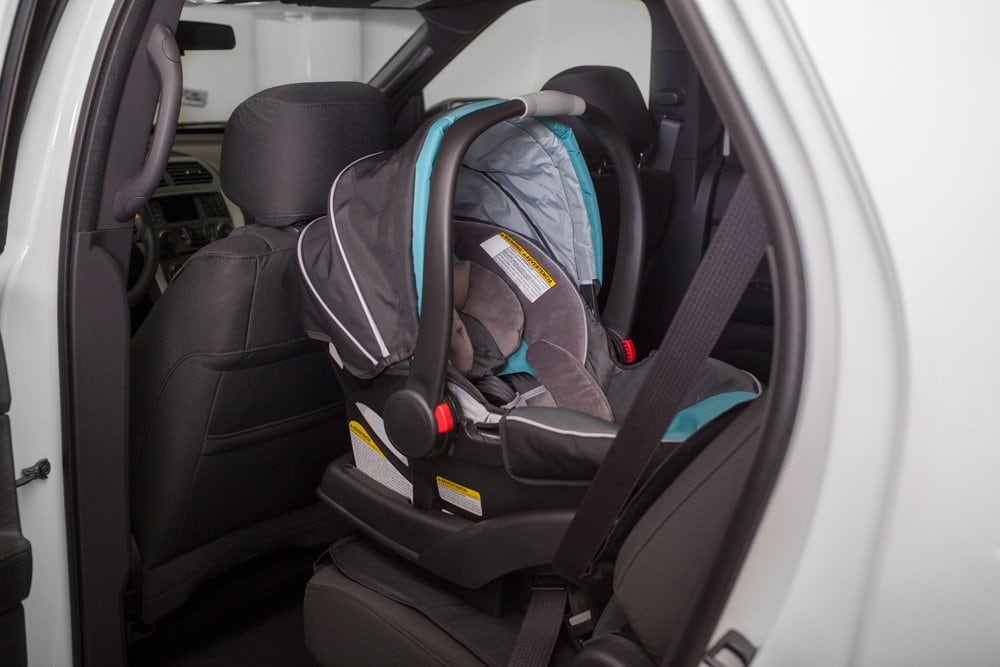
<box><xmin>413</xmin><ymin>99</ymin><xmax>504</xmax><ymax>312</ymax></box>
<box><xmin>498</xmin><ymin>340</ymin><xmax>536</xmax><ymax>378</ymax></box>
<box><xmin>538</xmin><ymin>118</ymin><xmax>604</xmax><ymax>283</ymax></box>
<box><xmin>662</xmin><ymin>391</ymin><xmax>758</xmax><ymax>442</ymax></box>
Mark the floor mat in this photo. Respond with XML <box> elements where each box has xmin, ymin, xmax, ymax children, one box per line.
<box><xmin>130</xmin><ymin>591</ymin><xmax>318</xmax><ymax>666</ymax></box>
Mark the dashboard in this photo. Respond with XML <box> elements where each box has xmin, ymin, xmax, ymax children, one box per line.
<box><xmin>145</xmin><ymin>152</ymin><xmax>240</xmax><ymax>284</ymax></box>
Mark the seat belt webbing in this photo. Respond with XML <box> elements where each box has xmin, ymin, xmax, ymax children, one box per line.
<box><xmin>508</xmin><ymin>587</ymin><xmax>568</xmax><ymax>667</ymax></box>
<box><xmin>554</xmin><ymin>175</ymin><xmax>767</xmax><ymax>581</ymax></box>
<box><xmin>508</xmin><ymin>176</ymin><xmax>768</xmax><ymax>666</ymax></box>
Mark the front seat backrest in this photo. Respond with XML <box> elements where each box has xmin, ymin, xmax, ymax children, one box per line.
<box><xmin>129</xmin><ymin>82</ymin><xmax>391</xmax><ymax>623</ymax></box>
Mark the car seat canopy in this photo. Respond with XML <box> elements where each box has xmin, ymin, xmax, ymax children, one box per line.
<box><xmin>455</xmin><ymin>117</ymin><xmax>601</xmax><ymax>288</ymax></box>
<box><xmin>295</xmin><ymin>101</ymin><xmax>603</xmax><ymax>380</ymax></box>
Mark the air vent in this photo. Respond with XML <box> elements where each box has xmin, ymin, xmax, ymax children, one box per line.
<box><xmin>164</xmin><ymin>161</ymin><xmax>212</xmax><ymax>186</ymax></box>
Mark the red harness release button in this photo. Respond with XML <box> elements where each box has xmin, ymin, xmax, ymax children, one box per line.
<box><xmin>434</xmin><ymin>402</ymin><xmax>455</xmax><ymax>434</ymax></box>
<box><xmin>621</xmin><ymin>338</ymin><xmax>637</xmax><ymax>364</ymax></box>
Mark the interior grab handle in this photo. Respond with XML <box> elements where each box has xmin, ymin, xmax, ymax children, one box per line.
<box><xmin>112</xmin><ymin>23</ymin><xmax>182</xmax><ymax>222</ymax></box>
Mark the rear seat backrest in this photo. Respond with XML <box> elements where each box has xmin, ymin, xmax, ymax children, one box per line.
<box><xmin>697</xmin><ymin>159</ymin><xmax>774</xmax><ymax>382</ymax></box>
<box><xmin>605</xmin><ymin>392</ymin><xmax>767</xmax><ymax>660</ymax></box>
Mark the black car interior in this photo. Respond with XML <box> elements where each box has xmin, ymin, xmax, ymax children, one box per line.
<box><xmin>127</xmin><ymin>82</ymin><xmax>396</xmax><ymax>626</ymax></box>
<box><xmin>56</xmin><ymin>0</ymin><xmax>798</xmax><ymax>665</ymax></box>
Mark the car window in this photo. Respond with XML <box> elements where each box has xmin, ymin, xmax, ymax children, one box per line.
<box><xmin>423</xmin><ymin>0</ymin><xmax>651</xmax><ymax>108</ymax></box>
<box><xmin>178</xmin><ymin>2</ymin><xmax>423</xmax><ymax>124</ymax></box>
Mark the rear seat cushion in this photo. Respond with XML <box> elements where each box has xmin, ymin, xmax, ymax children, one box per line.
<box><xmin>304</xmin><ymin>565</ymin><xmax>486</xmax><ymax>667</ymax></box>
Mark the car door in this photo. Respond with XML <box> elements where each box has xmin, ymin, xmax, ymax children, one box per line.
<box><xmin>0</xmin><ymin>342</ymin><xmax>30</xmax><ymax>666</ymax></box>
<box><xmin>0</xmin><ymin>0</ymin><xmax>69</xmax><ymax>663</ymax></box>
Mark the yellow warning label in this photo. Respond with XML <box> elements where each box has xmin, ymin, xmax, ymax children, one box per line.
<box><xmin>349</xmin><ymin>420</ymin><xmax>413</xmax><ymax>501</ymax></box>
<box><xmin>498</xmin><ymin>232</ymin><xmax>557</xmax><ymax>287</ymax></box>
<box><xmin>435</xmin><ymin>476</ymin><xmax>483</xmax><ymax>517</ymax></box>
<box><xmin>481</xmin><ymin>233</ymin><xmax>556</xmax><ymax>303</ymax></box>
<box><xmin>349</xmin><ymin>420</ymin><xmax>384</xmax><ymax>459</ymax></box>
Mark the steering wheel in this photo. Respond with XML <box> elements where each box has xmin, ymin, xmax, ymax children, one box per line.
<box><xmin>127</xmin><ymin>212</ymin><xmax>159</xmax><ymax>307</ymax></box>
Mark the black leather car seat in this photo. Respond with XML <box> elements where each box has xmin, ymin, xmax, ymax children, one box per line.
<box><xmin>302</xmin><ymin>392</ymin><xmax>768</xmax><ymax>666</ymax></box>
<box><xmin>128</xmin><ymin>82</ymin><xmax>391</xmax><ymax>623</ymax></box>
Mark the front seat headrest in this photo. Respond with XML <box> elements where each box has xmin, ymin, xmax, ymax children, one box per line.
<box><xmin>543</xmin><ymin>65</ymin><xmax>656</xmax><ymax>165</ymax></box>
<box><xmin>221</xmin><ymin>82</ymin><xmax>391</xmax><ymax>227</ymax></box>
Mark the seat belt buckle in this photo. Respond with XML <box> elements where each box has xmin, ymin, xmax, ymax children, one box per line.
<box><xmin>566</xmin><ymin>608</ymin><xmax>595</xmax><ymax>639</ymax></box>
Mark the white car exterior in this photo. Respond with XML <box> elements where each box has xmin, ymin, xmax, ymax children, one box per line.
<box><xmin>2</xmin><ymin>0</ymin><xmax>997</xmax><ymax>664</ymax></box>
<box><xmin>708</xmin><ymin>2</ymin><xmax>1000</xmax><ymax>664</ymax></box>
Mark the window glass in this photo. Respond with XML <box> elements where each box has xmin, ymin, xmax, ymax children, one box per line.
<box><xmin>178</xmin><ymin>2</ymin><xmax>422</xmax><ymax>124</ymax></box>
<box><xmin>423</xmin><ymin>0</ymin><xmax>651</xmax><ymax>108</ymax></box>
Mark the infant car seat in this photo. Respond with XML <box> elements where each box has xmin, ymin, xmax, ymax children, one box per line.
<box><xmin>290</xmin><ymin>92</ymin><xmax>759</xmax><ymax>588</ymax></box>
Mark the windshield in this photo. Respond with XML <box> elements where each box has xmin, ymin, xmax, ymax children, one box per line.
<box><xmin>178</xmin><ymin>1</ymin><xmax>423</xmax><ymax>125</ymax></box>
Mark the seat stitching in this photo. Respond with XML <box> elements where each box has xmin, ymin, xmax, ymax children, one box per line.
<box><xmin>203</xmin><ymin>402</ymin><xmax>341</xmax><ymax>443</ymax></box>
<box><xmin>161</xmin><ymin>370</ymin><xmax>225</xmax><ymax>561</ymax></box>
<box><xmin>132</xmin><ymin>337</ymin><xmax>319</xmax><ymax>477</ymax></box>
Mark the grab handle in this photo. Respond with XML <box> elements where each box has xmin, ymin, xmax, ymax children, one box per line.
<box><xmin>112</xmin><ymin>23</ymin><xmax>182</xmax><ymax>222</ymax></box>
<box><xmin>384</xmin><ymin>100</ymin><xmax>525</xmax><ymax>459</ymax></box>
<box><xmin>515</xmin><ymin>91</ymin><xmax>586</xmax><ymax>117</ymax></box>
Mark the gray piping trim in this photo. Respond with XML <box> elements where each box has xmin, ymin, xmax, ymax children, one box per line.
<box><xmin>744</xmin><ymin>370</ymin><xmax>763</xmax><ymax>395</ymax></box>
<box><xmin>327</xmin><ymin>151</ymin><xmax>390</xmax><ymax>357</ymax></box>
<box><xmin>503</xmin><ymin>414</ymin><xmax>616</xmax><ymax>439</ymax></box>
<box><xmin>297</xmin><ymin>217</ymin><xmax>378</xmax><ymax>365</ymax></box>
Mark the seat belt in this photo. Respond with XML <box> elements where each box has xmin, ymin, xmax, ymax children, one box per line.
<box><xmin>651</xmin><ymin>117</ymin><xmax>682</xmax><ymax>172</ymax></box>
<box><xmin>508</xmin><ymin>176</ymin><xmax>769</xmax><ymax>667</ymax></box>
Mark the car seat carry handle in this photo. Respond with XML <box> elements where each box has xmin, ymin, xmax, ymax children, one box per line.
<box><xmin>577</xmin><ymin>105</ymin><xmax>645</xmax><ymax>340</ymax></box>
<box><xmin>112</xmin><ymin>23</ymin><xmax>183</xmax><ymax>222</ymax></box>
<box><xmin>385</xmin><ymin>100</ymin><xmax>526</xmax><ymax>459</ymax></box>
<box><xmin>515</xmin><ymin>91</ymin><xmax>587</xmax><ymax>117</ymax></box>
<box><xmin>519</xmin><ymin>93</ymin><xmax>645</xmax><ymax>339</ymax></box>
<box><xmin>385</xmin><ymin>98</ymin><xmax>646</xmax><ymax>460</ymax></box>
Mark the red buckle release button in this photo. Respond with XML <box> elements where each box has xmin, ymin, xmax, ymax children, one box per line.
<box><xmin>621</xmin><ymin>338</ymin><xmax>637</xmax><ymax>364</ymax></box>
<box><xmin>434</xmin><ymin>402</ymin><xmax>454</xmax><ymax>434</ymax></box>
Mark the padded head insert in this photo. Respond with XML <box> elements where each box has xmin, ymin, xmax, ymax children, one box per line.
<box><xmin>543</xmin><ymin>65</ymin><xmax>655</xmax><ymax>165</ymax></box>
<box><xmin>450</xmin><ymin>261</ymin><xmax>525</xmax><ymax>379</ymax></box>
<box><xmin>221</xmin><ymin>82</ymin><xmax>391</xmax><ymax>227</ymax></box>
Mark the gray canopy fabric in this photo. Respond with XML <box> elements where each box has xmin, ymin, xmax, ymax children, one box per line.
<box><xmin>455</xmin><ymin>118</ymin><xmax>601</xmax><ymax>288</ymax></box>
<box><xmin>292</xmin><ymin>100</ymin><xmax>602</xmax><ymax>380</ymax></box>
